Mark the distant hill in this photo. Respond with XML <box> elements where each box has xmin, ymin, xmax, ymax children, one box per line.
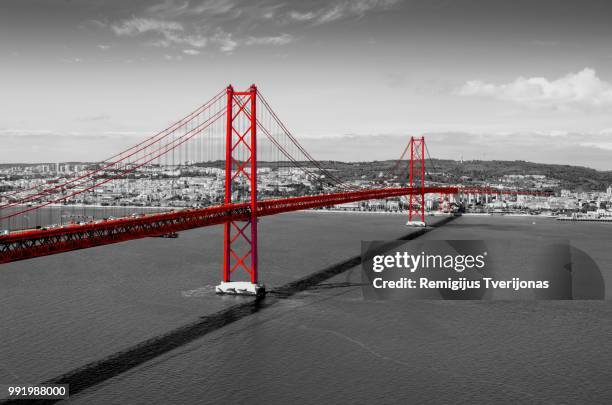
<box><xmin>310</xmin><ymin>159</ymin><xmax>612</xmax><ymax>191</ymax></box>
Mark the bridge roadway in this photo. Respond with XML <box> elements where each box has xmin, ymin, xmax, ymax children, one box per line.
<box><xmin>0</xmin><ymin>187</ymin><xmax>461</xmax><ymax>264</ymax></box>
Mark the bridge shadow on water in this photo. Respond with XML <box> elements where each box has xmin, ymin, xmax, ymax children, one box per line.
<box><xmin>300</xmin><ymin>281</ymin><xmax>368</xmax><ymax>290</ymax></box>
<box><xmin>1</xmin><ymin>216</ymin><xmax>457</xmax><ymax>405</ymax></box>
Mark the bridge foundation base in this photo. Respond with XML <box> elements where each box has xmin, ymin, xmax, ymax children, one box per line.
<box><xmin>405</xmin><ymin>220</ymin><xmax>427</xmax><ymax>227</ymax></box>
<box><xmin>215</xmin><ymin>281</ymin><xmax>266</xmax><ymax>296</ymax></box>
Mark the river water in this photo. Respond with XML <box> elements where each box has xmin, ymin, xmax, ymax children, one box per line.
<box><xmin>1</xmin><ymin>213</ymin><xmax>611</xmax><ymax>404</ymax></box>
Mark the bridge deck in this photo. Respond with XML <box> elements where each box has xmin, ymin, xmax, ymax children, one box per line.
<box><xmin>0</xmin><ymin>187</ymin><xmax>459</xmax><ymax>264</ymax></box>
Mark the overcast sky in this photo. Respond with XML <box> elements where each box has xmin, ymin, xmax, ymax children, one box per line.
<box><xmin>2</xmin><ymin>0</ymin><xmax>612</xmax><ymax>168</ymax></box>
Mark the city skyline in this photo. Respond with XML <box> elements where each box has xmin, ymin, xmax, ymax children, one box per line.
<box><xmin>2</xmin><ymin>0</ymin><xmax>612</xmax><ymax>168</ymax></box>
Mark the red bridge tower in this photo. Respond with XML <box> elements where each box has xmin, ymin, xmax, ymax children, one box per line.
<box><xmin>406</xmin><ymin>136</ymin><xmax>426</xmax><ymax>227</ymax></box>
<box><xmin>215</xmin><ymin>85</ymin><xmax>265</xmax><ymax>296</ymax></box>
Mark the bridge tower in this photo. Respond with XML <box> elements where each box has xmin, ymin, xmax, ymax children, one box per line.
<box><xmin>215</xmin><ymin>84</ymin><xmax>265</xmax><ymax>296</ymax></box>
<box><xmin>406</xmin><ymin>136</ymin><xmax>426</xmax><ymax>227</ymax></box>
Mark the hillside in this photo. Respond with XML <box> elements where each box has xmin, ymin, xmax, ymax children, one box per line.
<box><xmin>310</xmin><ymin>159</ymin><xmax>612</xmax><ymax>191</ymax></box>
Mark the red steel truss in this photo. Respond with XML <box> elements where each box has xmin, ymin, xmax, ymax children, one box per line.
<box><xmin>0</xmin><ymin>185</ymin><xmax>551</xmax><ymax>266</ymax></box>
<box><xmin>407</xmin><ymin>136</ymin><xmax>426</xmax><ymax>223</ymax></box>
<box><xmin>223</xmin><ymin>85</ymin><xmax>258</xmax><ymax>284</ymax></box>
<box><xmin>0</xmin><ymin>187</ymin><xmax>458</xmax><ymax>264</ymax></box>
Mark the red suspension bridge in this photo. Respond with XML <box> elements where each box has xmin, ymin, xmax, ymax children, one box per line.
<box><xmin>0</xmin><ymin>85</ymin><xmax>549</xmax><ymax>294</ymax></box>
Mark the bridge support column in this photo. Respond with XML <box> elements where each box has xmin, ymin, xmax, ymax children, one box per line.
<box><xmin>216</xmin><ymin>84</ymin><xmax>265</xmax><ymax>296</ymax></box>
<box><xmin>406</xmin><ymin>136</ymin><xmax>426</xmax><ymax>227</ymax></box>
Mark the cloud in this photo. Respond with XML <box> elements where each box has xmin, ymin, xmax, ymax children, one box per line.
<box><xmin>182</xmin><ymin>49</ymin><xmax>200</xmax><ymax>55</ymax></box>
<box><xmin>317</xmin><ymin>5</ymin><xmax>344</xmax><ymax>24</ymax></box>
<box><xmin>163</xmin><ymin>33</ymin><xmax>208</xmax><ymax>48</ymax></box>
<box><xmin>288</xmin><ymin>0</ymin><xmax>400</xmax><ymax>25</ymax></box>
<box><xmin>190</xmin><ymin>0</ymin><xmax>237</xmax><ymax>16</ymax></box>
<box><xmin>148</xmin><ymin>0</ymin><xmax>237</xmax><ymax>17</ymax></box>
<box><xmin>110</xmin><ymin>17</ymin><xmax>209</xmax><ymax>49</ymax></box>
<box><xmin>163</xmin><ymin>54</ymin><xmax>183</xmax><ymax>61</ymax></box>
<box><xmin>97</xmin><ymin>44</ymin><xmax>111</xmax><ymax>50</ymax></box>
<box><xmin>579</xmin><ymin>141</ymin><xmax>612</xmax><ymax>151</ymax></box>
<box><xmin>0</xmin><ymin>129</ymin><xmax>56</xmax><ymax>136</ymax></box>
<box><xmin>147</xmin><ymin>0</ymin><xmax>192</xmax><ymax>17</ymax></box>
<box><xmin>77</xmin><ymin>114</ymin><xmax>111</xmax><ymax>122</ymax></box>
<box><xmin>79</xmin><ymin>19</ymin><xmax>108</xmax><ymax>30</ymax></box>
<box><xmin>457</xmin><ymin>68</ymin><xmax>612</xmax><ymax>110</ymax></box>
<box><xmin>245</xmin><ymin>33</ymin><xmax>293</xmax><ymax>46</ymax></box>
<box><xmin>350</xmin><ymin>0</ymin><xmax>399</xmax><ymax>14</ymax></box>
<box><xmin>107</xmin><ymin>0</ymin><xmax>398</xmax><ymax>54</ymax></box>
<box><xmin>111</xmin><ymin>18</ymin><xmax>183</xmax><ymax>36</ymax></box>
<box><xmin>210</xmin><ymin>29</ymin><xmax>237</xmax><ymax>53</ymax></box>
<box><xmin>61</xmin><ymin>57</ymin><xmax>83</xmax><ymax>63</ymax></box>
<box><xmin>288</xmin><ymin>11</ymin><xmax>316</xmax><ymax>21</ymax></box>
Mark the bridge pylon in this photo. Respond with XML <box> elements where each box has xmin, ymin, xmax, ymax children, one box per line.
<box><xmin>406</xmin><ymin>136</ymin><xmax>426</xmax><ymax>227</ymax></box>
<box><xmin>215</xmin><ymin>84</ymin><xmax>265</xmax><ymax>296</ymax></box>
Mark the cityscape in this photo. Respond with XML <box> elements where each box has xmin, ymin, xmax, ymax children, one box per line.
<box><xmin>2</xmin><ymin>161</ymin><xmax>612</xmax><ymax>219</ymax></box>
